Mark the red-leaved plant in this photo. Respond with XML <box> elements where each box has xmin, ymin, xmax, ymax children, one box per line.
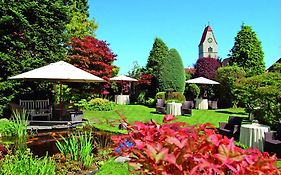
<box><xmin>112</xmin><ymin>114</ymin><xmax>280</xmax><ymax>175</ymax></box>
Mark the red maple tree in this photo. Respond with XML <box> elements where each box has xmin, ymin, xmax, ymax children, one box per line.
<box><xmin>194</xmin><ymin>57</ymin><xmax>221</xmax><ymax>79</ymax></box>
<box><xmin>67</xmin><ymin>36</ymin><xmax>117</xmax><ymax>81</ymax></box>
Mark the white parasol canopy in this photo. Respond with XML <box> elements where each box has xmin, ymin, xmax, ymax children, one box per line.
<box><xmin>110</xmin><ymin>75</ymin><xmax>137</xmax><ymax>82</ymax></box>
<box><xmin>9</xmin><ymin>61</ymin><xmax>105</xmax><ymax>83</ymax></box>
<box><xmin>186</xmin><ymin>77</ymin><xmax>219</xmax><ymax>85</ymax></box>
<box><xmin>9</xmin><ymin>61</ymin><xmax>105</xmax><ymax>119</ymax></box>
<box><xmin>110</xmin><ymin>75</ymin><xmax>137</xmax><ymax>95</ymax></box>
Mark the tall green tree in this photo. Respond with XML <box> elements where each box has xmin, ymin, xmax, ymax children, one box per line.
<box><xmin>0</xmin><ymin>0</ymin><xmax>70</xmax><ymax>114</ymax></box>
<box><xmin>146</xmin><ymin>38</ymin><xmax>169</xmax><ymax>97</ymax></box>
<box><xmin>230</xmin><ymin>24</ymin><xmax>265</xmax><ymax>76</ymax></box>
<box><xmin>159</xmin><ymin>49</ymin><xmax>185</xmax><ymax>92</ymax></box>
<box><xmin>65</xmin><ymin>0</ymin><xmax>98</xmax><ymax>39</ymax></box>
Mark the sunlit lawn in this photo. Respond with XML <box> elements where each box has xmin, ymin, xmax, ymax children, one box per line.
<box><xmin>84</xmin><ymin>105</ymin><xmax>251</xmax><ymax>175</ymax></box>
<box><xmin>83</xmin><ymin>105</ymin><xmax>248</xmax><ymax>132</ymax></box>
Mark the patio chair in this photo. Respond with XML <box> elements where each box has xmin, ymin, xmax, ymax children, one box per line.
<box><xmin>181</xmin><ymin>101</ymin><xmax>193</xmax><ymax>116</ymax></box>
<box><xmin>208</xmin><ymin>100</ymin><xmax>218</xmax><ymax>109</ymax></box>
<box><xmin>218</xmin><ymin>116</ymin><xmax>243</xmax><ymax>140</ymax></box>
<box><xmin>156</xmin><ymin>99</ymin><xmax>166</xmax><ymax>114</ymax></box>
<box><xmin>264</xmin><ymin>125</ymin><xmax>281</xmax><ymax>158</ymax></box>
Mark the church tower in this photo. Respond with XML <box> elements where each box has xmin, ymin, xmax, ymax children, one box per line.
<box><xmin>198</xmin><ymin>25</ymin><xmax>218</xmax><ymax>58</ymax></box>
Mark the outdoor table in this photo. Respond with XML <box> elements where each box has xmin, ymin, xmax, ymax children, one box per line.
<box><xmin>195</xmin><ymin>98</ymin><xmax>208</xmax><ymax>110</ymax></box>
<box><xmin>239</xmin><ymin>123</ymin><xmax>270</xmax><ymax>151</ymax></box>
<box><xmin>115</xmin><ymin>95</ymin><xmax>130</xmax><ymax>105</ymax></box>
<box><xmin>166</xmin><ymin>102</ymin><xmax>182</xmax><ymax>116</ymax></box>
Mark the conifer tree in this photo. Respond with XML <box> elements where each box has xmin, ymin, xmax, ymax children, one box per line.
<box><xmin>230</xmin><ymin>24</ymin><xmax>265</xmax><ymax>76</ymax></box>
<box><xmin>159</xmin><ymin>49</ymin><xmax>185</xmax><ymax>92</ymax></box>
<box><xmin>145</xmin><ymin>38</ymin><xmax>169</xmax><ymax>96</ymax></box>
<box><xmin>65</xmin><ymin>0</ymin><xmax>98</xmax><ymax>38</ymax></box>
<box><xmin>0</xmin><ymin>0</ymin><xmax>70</xmax><ymax>114</ymax></box>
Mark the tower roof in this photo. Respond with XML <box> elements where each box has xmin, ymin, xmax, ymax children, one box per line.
<box><xmin>198</xmin><ymin>25</ymin><xmax>217</xmax><ymax>46</ymax></box>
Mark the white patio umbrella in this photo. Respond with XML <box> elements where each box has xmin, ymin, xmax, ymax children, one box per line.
<box><xmin>110</xmin><ymin>75</ymin><xmax>137</xmax><ymax>95</ymax></box>
<box><xmin>9</xmin><ymin>61</ymin><xmax>105</xmax><ymax>83</ymax></box>
<box><xmin>9</xmin><ymin>61</ymin><xmax>105</xmax><ymax>117</ymax></box>
<box><xmin>186</xmin><ymin>77</ymin><xmax>219</xmax><ymax>85</ymax></box>
<box><xmin>110</xmin><ymin>75</ymin><xmax>138</xmax><ymax>82</ymax></box>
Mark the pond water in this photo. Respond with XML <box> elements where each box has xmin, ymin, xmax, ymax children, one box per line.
<box><xmin>26</xmin><ymin>128</ymin><xmax>114</xmax><ymax>157</ymax></box>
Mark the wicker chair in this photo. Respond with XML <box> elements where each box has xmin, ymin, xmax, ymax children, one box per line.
<box><xmin>264</xmin><ymin>125</ymin><xmax>281</xmax><ymax>158</ymax></box>
<box><xmin>208</xmin><ymin>100</ymin><xmax>218</xmax><ymax>109</ymax></box>
<box><xmin>218</xmin><ymin>116</ymin><xmax>243</xmax><ymax>140</ymax></box>
<box><xmin>181</xmin><ymin>101</ymin><xmax>193</xmax><ymax>116</ymax></box>
<box><xmin>156</xmin><ymin>99</ymin><xmax>166</xmax><ymax>114</ymax></box>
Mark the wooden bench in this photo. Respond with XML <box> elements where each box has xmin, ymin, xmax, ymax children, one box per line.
<box><xmin>19</xmin><ymin>99</ymin><xmax>52</xmax><ymax>121</ymax></box>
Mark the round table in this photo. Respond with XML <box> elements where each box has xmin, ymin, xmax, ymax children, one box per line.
<box><xmin>115</xmin><ymin>95</ymin><xmax>130</xmax><ymax>105</ymax></box>
<box><xmin>166</xmin><ymin>102</ymin><xmax>182</xmax><ymax>116</ymax></box>
<box><xmin>195</xmin><ymin>98</ymin><xmax>208</xmax><ymax>110</ymax></box>
<box><xmin>239</xmin><ymin>124</ymin><xmax>270</xmax><ymax>151</ymax></box>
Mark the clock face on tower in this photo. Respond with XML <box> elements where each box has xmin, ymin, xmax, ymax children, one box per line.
<box><xmin>207</xmin><ymin>37</ymin><xmax>213</xmax><ymax>43</ymax></box>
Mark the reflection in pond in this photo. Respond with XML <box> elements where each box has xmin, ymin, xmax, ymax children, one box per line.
<box><xmin>27</xmin><ymin>127</ymin><xmax>114</xmax><ymax>157</ymax></box>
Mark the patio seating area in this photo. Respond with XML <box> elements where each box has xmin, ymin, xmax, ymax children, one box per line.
<box><xmin>20</xmin><ymin>99</ymin><xmax>52</xmax><ymax>121</ymax></box>
<box><xmin>218</xmin><ymin>116</ymin><xmax>243</xmax><ymax>140</ymax></box>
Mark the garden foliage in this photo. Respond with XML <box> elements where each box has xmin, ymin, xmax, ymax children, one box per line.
<box><xmin>67</xmin><ymin>36</ymin><xmax>117</xmax><ymax>81</ymax></box>
<box><xmin>194</xmin><ymin>57</ymin><xmax>221</xmax><ymax>79</ymax></box>
<box><xmin>0</xmin><ymin>0</ymin><xmax>70</xmax><ymax>115</ymax></box>
<box><xmin>230</xmin><ymin>24</ymin><xmax>265</xmax><ymax>76</ymax></box>
<box><xmin>235</xmin><ymin>72</ymin><xmax>281</xmax><ymax>127</ymax></box>
<box><xmin>155</xmin><ymin>92</ymin><xmax>166</xmax><ymax>100</ymax></box>
<box><xmin>112</xmin><ymin>115</ymin><xmax>280</xmax><ymax>175</ymax></box>
<box><xmin>158</xmin><ymin>49</ymin><xmax>185</xmax><ymax>93</ymax></box>
<box><xmin>155</xmin><ymin>92</ymin><xmax>186</xmax><ymax>103</ymax></box>
<box><xmin>67</xmin><ymin>36</ymin><xmax>118</xmax><ymax>94</ymax></box>
<box><xmin>12</xmin><ymin>110</ymin><xmax>28</xmax><ymax>152</ymax></box>
<box><xmin>0</xmin><ymin>150</ymin><xmax>56</xmax><ymax>175</ymax></box>
<box><xmin>145</xmin><ymin>38</ymin><xmax>169</xmax><ymax>97</ymax></box>
<box><xmin>55</xmin><ymin>132</ymin><xmax>94</xmax><ymax>168</ymax></box>
<box><xmin>184</xmin><ymin>84</ymin><xmax>200</xmax><ymax>100</ymax></box>
<box><xmin>65</xmin><ymin>0</ymin><xmax>98</xmax><ymax>39</ymax></box>
<box><xmin>0</xmin><ymin>119</ymin><xmax>17</xmax><ymax>137</ymax></box>
<box><xmin>165</xmin><ymin>92</ymin><xmax>186</xmax><ymax>103</ymax></box>
<box><xmin>76</xmin><ymin>98</ymin><xmax>115</xmax><ymax>111</ymax></box>
<box><xmin>216</xmin><ymin>65</ymin><xmax>246</xmax><ymax>108</ymax></box>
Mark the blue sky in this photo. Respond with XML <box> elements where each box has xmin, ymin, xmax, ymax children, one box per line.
<box><xmin>89</xmin><ymin>0</ymin><xmax>281</xmax><ymax>75</ymax></box>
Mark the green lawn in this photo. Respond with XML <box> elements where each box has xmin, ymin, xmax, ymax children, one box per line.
<box><xmin>84</xmin><ymin>105</ymin><xmax>249</xmax><ymax>174</ymax></box>
<box><xmin>83</xmin><ymin>105</ymin><xmax>248</xmax><ymax>132</ymax></box>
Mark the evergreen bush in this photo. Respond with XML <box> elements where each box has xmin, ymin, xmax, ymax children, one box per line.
<box><xmin>76</xmin><ymin>98</ymin><xmax>115</xmax><ymax>111</ymax></box>
<box><xmin>159</xmin><ymin>49</ymin><xmax>185</xmax><ymax>93</ymax></box>
<box><xmin>155</xmin><ymin>92</ymin><xmax>166</xmax><ymax>100</ymax></box>
<box><xmin>185</xmin><ymin>84</ymin><xmax>200</xmax><ymax>100</ymax></box>
<box><xmin>230</xmin><ymin>24</ymin><xmax>265</xmax><ymax>76</ymax></box>
<box><xmin>166</xmin><ymin>92</ymin><xmax>186</xmax><ymax>103</ymax></box>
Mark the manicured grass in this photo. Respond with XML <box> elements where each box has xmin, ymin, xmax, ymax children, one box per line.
<box><xmin>95</xmin><ymin>159</ymin><xmax>129</xmax><ymax>175</ymax></box>
<box><xmin>83</xmin><ymin>105</ymin><xmax>248</xmax><ymax>130</ymax></box>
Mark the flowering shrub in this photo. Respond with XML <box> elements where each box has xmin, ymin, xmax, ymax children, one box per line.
<box><xmin>112</xmin><ymin>115</ymin><xmax>280</xmax><ymax>175</ymax></box>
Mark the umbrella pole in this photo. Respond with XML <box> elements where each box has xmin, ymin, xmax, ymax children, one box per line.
<box><xmin>53</xmin><ymin>82</ymin><xmax>56</xmax><ymax>117</ymax></box>
<box><xmin>60</xmin><ymin>80</ymin><xmax>62</xmax><ymax>120</ymax></box>
<box><xmin>121</xmin><ymin>80</ymin><xmax>123</xmax><ymax>95</ymax></box>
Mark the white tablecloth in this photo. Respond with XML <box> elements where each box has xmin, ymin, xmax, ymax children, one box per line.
<box><xmin>239</xmin><ymin>124</ymin><xmax>270</xmax><ymax>151</ymax></box>
<box><xmin>166</xmin><ymin>102</ymin><xmax>182</xmax><ymax>116</ymax></box>
<box><xmin>115</xmin><ymin>95</ymin><xmax>130</xmax><ymax>105</ymax></box>
<box><xmin>195</xmin><ymin>98</ymin><xmax>208</xmax><ymax>110</ymax></box>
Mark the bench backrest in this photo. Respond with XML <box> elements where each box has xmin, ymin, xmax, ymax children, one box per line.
<box><xmin>20</xmin><ymin>99</ymin><xmax>50</xmax><ymax>110</ymax></box>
